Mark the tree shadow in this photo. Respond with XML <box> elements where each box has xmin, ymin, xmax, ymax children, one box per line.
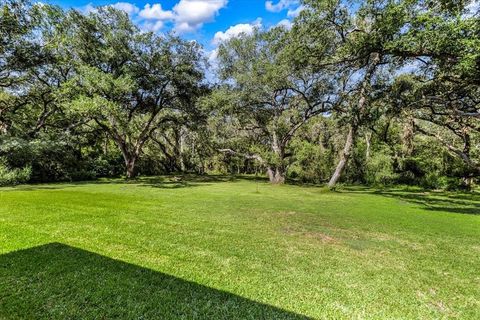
<box><xmin>341</xmin><ymin>186</ymin><xmax>480</xmax><ymax>216</ymax></box>
<box><xmin>1</xmin><ymin>175</ymin><xmax>268</xmax><ymax>192</ymax></box>
<box><xmin>0</xmin><ymin>243</ymin><xmax>309</xmax><ymax>320</ymax></box>
<box><xmin>136</xmin><ymin>175</ymin><xmax>238</xmax><ymax>189</ymax></box>
<box><xmin>0</xmin><ymin>179</ymin><xmax>124</xmax><ymax>192</ymax></box>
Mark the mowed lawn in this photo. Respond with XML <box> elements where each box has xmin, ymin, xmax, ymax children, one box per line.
<box><xmin>0</xmin><ymin>177</ymin><xmax>479</xmax><ymax>319</ymax></box>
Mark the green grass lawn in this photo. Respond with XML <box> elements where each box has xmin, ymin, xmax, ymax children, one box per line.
<box><xmin>0</xmin><ymin>176</ymin><xmax>479</xmax><ymax>319</ymax></box>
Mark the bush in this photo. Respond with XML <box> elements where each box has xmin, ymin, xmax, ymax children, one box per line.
<box><xmin>0</xmin><ymin>159</ymin><xmax>31</xmax><ymax>186</ymax></box>
<box><xmin>365</xmin><ymin>148</ymin><xmax>398</xmax><ymax>186</ymax></box>
<box><xmin>0</xmin><ymin>136</ymin><xmax>117</xmax><ymax>183</ymax></box>
<box><xmin>289</xmin><ymin>140</ymin><xmax>335</xmax><ymax>183</ymax></box>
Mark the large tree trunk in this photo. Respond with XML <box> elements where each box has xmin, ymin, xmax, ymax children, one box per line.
<box><xmin>125</xmin><ymin>157</ymin><xmax>137</xmax><ymax>179</ymax></box>
<box><xmin>328</xmin><ymin>125</ymin><xmax>356</xmax><ymax>188</ymax></box>
<box><xmin>114</xmin><ymin>138</ymin><xmax>139</xmax><ymax>180</ymax></box>
<box><xmin>327</xmin><ymin>52</ymin><xmax>381</xmax><ymax>189</ymax></box>
<box><xmin>172</xmin><ymin>127</ymin><xmax>184</xmax><ymax>172</ymax></box>
<box><xmin>268</xmin><ymin>131</ymin><xmax>287</xmax><ymax>184</ymax></box>
<box><xmin>178</xmin><ymin>127</ymin><xmax>186</xmax><ymax>172</ymax></box>
<box><xmin>267</xmin><ymin>166</ymin><xmax>285</xmax><ymax>184</ymax></box>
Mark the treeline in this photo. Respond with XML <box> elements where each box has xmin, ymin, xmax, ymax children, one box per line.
<box><xmin>0</xmin><ymin>0</ymin><xmax>479</xmax><ymax>189</ymax></box>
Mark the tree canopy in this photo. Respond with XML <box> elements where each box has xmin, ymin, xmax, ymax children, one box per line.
<box><xmin>0</xmin><ymin>0</ymin><xmax>478</xmax><ymax>189</ymax></box>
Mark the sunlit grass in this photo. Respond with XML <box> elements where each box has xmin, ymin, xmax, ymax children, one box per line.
<box><xmin>1</xmin><ymin>176</ymin><xmax>479</xmax><ymax>319</ymax></box>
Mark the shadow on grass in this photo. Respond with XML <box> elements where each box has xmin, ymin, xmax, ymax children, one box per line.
<box><xmin>0</xmin><ymin>243</ymin><xmax>308</xmax><ymax>320</ymax></box>
<box><xmin>1</xmin><ymin>174</ymin><xmax>269</xmax><ymax>192</ymax></box>
<box><xmin>136</xmin><ymin>175</ymin><xmax>236</xmax><ymax>189</ymax></box>
<box><xmin>341</xmin><ymin>186</ymin><xmax>480</xmax><ymax>216</ymax></box>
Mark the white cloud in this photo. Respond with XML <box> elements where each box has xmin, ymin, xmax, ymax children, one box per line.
<box><xmin>175</xmin><ymin>22</ymin><xmax>196</xmax><ymax>33</ymax></box>
<box><xmin>137</xmin><ymin>1</ymin><xmax>228</xmax><ymax>33</ymax></box>
<box><xmin>287</xmin><ymin>4</ymin><xmax>304</xmax><ymax>18</ymax></box>
<box><xmin>275</xmin><ymin>19</ymin><xmax>292</xmax><ymax>30</ymax></box>
<box><xmin>173</xmin><ymin>0</ymin><xmax>228</xmax><ymax>33</ymax></box>
<box><xmin>141</xmin><ymin>20</ymin><xmax>165</xmax><ymax>32</ymax></box>
<box><xmin>265</xmin><ymin>0</ymin><xmax>298</xmax><ymax>12</ymax></box>
<box><xmin>212</xmin><ymin>19</ymin><xmax>261</xmax><ymax>45</ymax></box>
<box><xmin>139</xmin><ymin>3</ymin><xmax>174</xmax><ymax>20</ymax></box>
<box><xmin>80</xmin><ymin>2</ymin><xmax>97</xmax><ymax>14</ymax></box>
<box><xmin>111</xmin><ymin>2</ymin><xmax>140</xmax><ymax>15</ymax></box>
<box><xmin>81</xmin><ymin>2</ymin><xmax>140</xmax><ymax>16</ymax></box>
<box><xmin>80</xmin><ymin>1</ymin><xmax>229</xmax><ymax>34</ymax></box>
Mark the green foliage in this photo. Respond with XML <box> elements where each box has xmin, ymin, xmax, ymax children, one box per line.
<box><xmin>0</xmin><ymin>158</ymin><xmax>30</xmax><ymax>186</ymax></box>
<box><xmin>288</xmin><ymin>119</ymin><xmax>337</xmax><ymax>183</ymax></box>
<box><xmin>0</xmin><ymin>0</ymin><xmax>478</xmax><ymax>187</ymax></box>
<box><xmin>289</xmin><ymin>140</ymin><xmax>331</xmax><ymax>183</ymax></box>
<box><xmin>0</xmin><ymin>135</ymin><xmax>123</xmax><ymax>183</ymax></box>
<box><xmin>365</xmin><ymin>146</ymin><xmax>398</xmax><ymax>186</ymax></box>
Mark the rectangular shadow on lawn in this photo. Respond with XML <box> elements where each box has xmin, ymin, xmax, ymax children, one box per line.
<box><xmin>0</xmin><ymin>243</ymin><xmax>309</xmax><ymax>319</ymax></box>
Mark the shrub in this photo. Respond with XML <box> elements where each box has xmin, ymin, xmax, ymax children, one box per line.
<box><xmin>0</xmin><ymin>159</ymin><xmax>31</xmax><ymax>186</ymax></box>
<box><xmin>365</xmin><ymin>148</ymin><xmax>398</xmax><ymax>186</ymax></box>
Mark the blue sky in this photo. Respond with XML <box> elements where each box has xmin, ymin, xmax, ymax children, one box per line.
<box><xmin>45</xmin><ymin>0</ymin><xmax>304</xmax><ymax>53</ymax></box>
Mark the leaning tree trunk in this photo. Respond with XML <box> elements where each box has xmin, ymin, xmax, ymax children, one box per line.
<box><xmin>328</xmin><ymin>52</ymin><xmax>381</xmax><ymax>189</ymax></box>
<box><xmin>328</xmin><ymin>125</ymin><xmax>356</xmax><ymax>188</ymax></box>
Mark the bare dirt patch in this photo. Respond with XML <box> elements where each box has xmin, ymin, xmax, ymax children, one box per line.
<box><xmin>281</xmin><ymin>226</ymin><xmax>338</xmax><ymax>243</ymax></box>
